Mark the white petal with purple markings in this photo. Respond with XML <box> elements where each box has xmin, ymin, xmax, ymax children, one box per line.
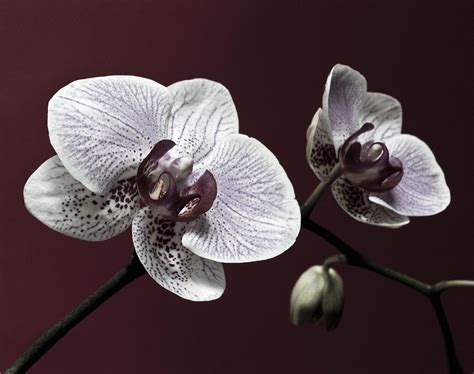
<box><xmin>332</xmin><ymin>177</ymin><xmax>409</xmax><ymax>228</ymax></box>
<box><xmin>306</xmin><ymin>108</ymin><xmax>338</xmax><ymax>182</ymax></box>
<box><xmin>369</xmin><ymin>134</ymin><xmax>450</xmax><ymax>216</ymax></box>
<box><xmin>167</xmin><ymin>79</ymin><xmax>239</xmax><ymax>163</ymax></box>
<box><xmin>182</xmin><ymin>134</ymin><xmax>301</xmax><ymax>263</ymax></box>
<box><xmin>357</xmin><ymin>92</ymin><xmax>402</xmax><ymax>144</ymax></box>
<box><xmin>132</xmin><ymin>208</ymin><xmax>225</xmax><ymax>301</ymax></box>
<box><xmin>323</xmin><ymin>64</ymin><xmax>367</xmax><ymax>152</ymax></box>
<box><xmin>24</xmin><ymin>156</ymin><xmax>140</xmax><ymax>241</ymax></box>
<box><xmin>48</xmin><ymin>76</ymin><xmax>172</xmax><ymax>193</ymax></box>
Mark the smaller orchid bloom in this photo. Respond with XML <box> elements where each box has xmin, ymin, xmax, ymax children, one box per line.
<box><xmin>24</xmin><ymin>76</ymin><xmax>301</xmax><ymax>301</ymax></box>
<box><xmin>307</xmin><ymin>64</ymin><xmax>450</xmax><ymax>227</ymax></box>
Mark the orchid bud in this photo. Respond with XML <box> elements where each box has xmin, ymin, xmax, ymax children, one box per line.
<box><xmin>290</xmin><ymin>265</ymin><xmax>344</xmax><ymax>330</ymax></box>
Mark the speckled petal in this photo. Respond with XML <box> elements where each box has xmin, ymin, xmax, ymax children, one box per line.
<box><xmin>357</xmin><ymin>92</ymin><xmax>402</xmax><ymax>144</ymax></box>
<box><xmin>323</xmin><ymin>64</ymin><xmax>367</xmax><ymax>152</ymax></box>
<box><xmin>306</xmin><ymin>108</ymin><xmax>338</xmax><ymax>182</ymax></box>
<box><xmin>369</xmin><ymin>134</ymin><xmax>450</xmax><ymax>216</ymax></box>
<box><xmin>48</xmin><ymin>76</ymin><xmax>172</xmax><ymax>193</ymax></box>
<box><xmin>166</xmin><ymin>79</ymin><xmax>238</xmax><ymax>163</ymax></box>
<box><xmin>331</xmin><ymin>177</ymin><xmax>409</xmax><ymax>228</ymax></box>
<box><xmin>132</xmin><ymin>208</ymin><xmax>225</xmax><ymax>301</ymax></box>
<box><xmin>182</xmin><ymin>134</ymin><xmax>301</xmax><ymax>263</ymax></box>
<box><xmin>24</xmin><ymin>156</ymin><xmax>140</xmax><ymax>240</ymax></box>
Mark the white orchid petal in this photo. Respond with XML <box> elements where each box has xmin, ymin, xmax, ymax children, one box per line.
<box><xmin>323</xmin><ymin>64</ymin><xmax>367</xmax><ymax>152</ymax></box>
<box><xmin>357</xmin><ymin>92</ymin><xmax>402</xmax><ymax>144</ymax></box>
<box><xmin>24</xmin><ymin>156</ymin><xmax>140</xmax><ymax>240</ymax></box>
<box><xmin>48</xmin><ymin>76</ymin><xmax>171</xmax><ymax>193</ymax></box>
<box><xmin>368</xmin><ymin>134</ymin><xmax>450</xmax><ymax>216</ymax></box>
<box><xmin>182</xmin><ymin>134</ymin><xmax>301</xmax><ymax>263</ymax></box>
<box><xmin>306</xmin><ymin>108</ymin><xmax>338</xmax><ymax>182</ymax></box>
<box><xmin>167</xmin><ymin>79</ymin><xmax>239</xmax><ymax>163</ymax></box>
<box><xmin>132</xmin><ymin>208</ymin><xmax>225</xmax><ymax>301</ymax></box>
<box><xmin>332</xmin><ymin>177</ymin><xmax>409</xmax><ymax>228</ymax></box>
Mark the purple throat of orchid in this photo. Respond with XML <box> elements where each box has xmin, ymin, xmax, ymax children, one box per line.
<box><xmin>137</xmin><ymin>140</ymin><xmax>217</xmax><ymax>222</ymax></box>
<box><xmin>339</xmin><ymin>123</ymin><xmax>403</xmax><ymax>192</ymax></box>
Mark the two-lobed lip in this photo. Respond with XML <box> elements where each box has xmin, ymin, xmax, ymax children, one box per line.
<box><xmin>339</xmin><ymin>122</ymin><xmax>403</xmax><ymax>193</ymax></box>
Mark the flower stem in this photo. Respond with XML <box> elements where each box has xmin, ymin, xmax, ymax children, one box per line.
<box><xmin>300</xmin><ymin>163</ymin><xmax>342</xmax><ymax>220</ymax></box>
<box><xmin>433</xmin><ymin>280</ymin><xmax>474</xmax><ymax>294</ymax></box>
<box><xmin>323</xmin><ymin>254</ymin><xmax>347</xmax><ymax>269</ymax></box>
<box><xmin>430</xmin><ymin>294</ymin><xmax>464</xmax><ymax>374</ymax></box>
<box><xmin>4</xmin><ymin>250</ymin><xmax>146</xmax><ymax>374</ymax></box>
<box><xmin>302</xmin><ymin>217</ymin><xmax>464</xmax><ymax>374</ymax></box>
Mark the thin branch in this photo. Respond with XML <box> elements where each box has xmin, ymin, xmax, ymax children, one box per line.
<box><xmin>433</xmin><ymin>280</ymin><xmax>474</xmax><ymax>294</ymax></box>
<box><xmin>300</xmin><ymin>163</ymin><xmax>342</xmax><ymax>220</ymax></box>
<box><xmin>303</xmin><ymin>216</ymin><xmax>463</xmax><ymax>374</ymax></box>
<box><xmin>323</xmin><ymin>254</ymin><xmax>347</xmax><ymax>269</ymax></box>
<box><xmin>299</xmin><ymin>172</ymin><xmax>469</xmax><ymax>374</ymax></box>
<box><xmin>5</xmin><ymin>251</ymin><xmax>146</xmax><ymax>374</ymax></box>
<box><xmin>430</xmin><ymin>295</ymin><xmax>464</xmax><ymax>374</ymax></box>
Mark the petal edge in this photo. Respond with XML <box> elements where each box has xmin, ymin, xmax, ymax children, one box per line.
<box><xmin>132</xmin><ymin>208</ymin><xmax>226</xmax><ymax>301</ymax></box>
<box><xmin>368</xmin><ymin>134</ymin><xmax>450</xmax><ymax>216</ymax></box>
<box><xmin>48</xmin><ymin>75</ymin><xmax>171</xmax><ymax>193</ymax></box>
<box><xmin>167</xmin><ymin>79</ymin><xmax>239</xmax><ymax>163</ymax></box>
<box><xmin>24</xmin><ymin>156</ymin><xmax>140</xmax><ymax>241</ymax></box>
<box><xmin>183</xmin><ymin>134</ymin><xmax>301</xmax><ymax>263</ymax></box>
<box><xmin>332</xmin><ymin>177</ymin><xmax>409</xmax><ymax>228</ymax></box>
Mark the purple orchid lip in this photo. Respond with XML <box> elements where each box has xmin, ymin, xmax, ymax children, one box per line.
<box><xmin>137</xmin><ymin>140</ymin><xmax>217</xmax><ymax>222</ymax></box>
<box><xmin>339</xmin><ymin>123</ymin><xmax>403</xmax><ymax>192</ymax></box>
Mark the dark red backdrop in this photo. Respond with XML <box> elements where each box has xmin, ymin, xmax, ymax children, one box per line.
<box><xmin>0</xmin><ymin>1</ymin><xmax>472</xmax><ymax>373</ymax></box>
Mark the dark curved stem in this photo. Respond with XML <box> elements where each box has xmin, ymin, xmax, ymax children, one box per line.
<box><xmin>430</xmin><ymin>295</ymin><xmax>464</xmax><ymax>374</ymax></box>
<box><xmin>302</xmin><ymin>219</ymin><xmax>431</xmax><ymax>294</ymax></box>
<box><xmin>302</xmin><ymin>217</ymin><xmax>463</xmax><ymax>373</ymax></box>
<box><xmin>433</xmin><ymin>280</ymin><xmax>474</xmax><ymax>294</ymax></box>
<box><xmin>300</xmin><ymin>164</ymin><xmax>342</xmax><ymax>220</ymax></box>
<box><xmin>5</xmin><ymin>251</ymin><xmax>146</xmax><ymax>374</ymax></box>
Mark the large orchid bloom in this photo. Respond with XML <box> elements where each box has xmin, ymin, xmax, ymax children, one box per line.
<box><xmin>307</xmin><ymin>64</ymin><xmax>450</xmax><ymax>227</ymax></box>
<box><xmin>24</xmin><ymin>77</ymin><xmax>300</xmax><ymax>301</ymax></box>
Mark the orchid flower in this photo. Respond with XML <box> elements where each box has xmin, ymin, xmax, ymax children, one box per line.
<box><xmin>24</xmin><ymin>77</ymin><xmax>300</xmax><ymax>301</ymax></box>
<box><xmin>307</xmin><ymin>64</ymin><xmax>450</xmax><ymax>227</ymax></box>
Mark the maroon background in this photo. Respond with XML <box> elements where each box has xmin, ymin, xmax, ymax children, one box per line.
<box><xmin>0</xmin><ymin>1</ymin><xmax>472</xmax><ymax>373</ymax></box>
